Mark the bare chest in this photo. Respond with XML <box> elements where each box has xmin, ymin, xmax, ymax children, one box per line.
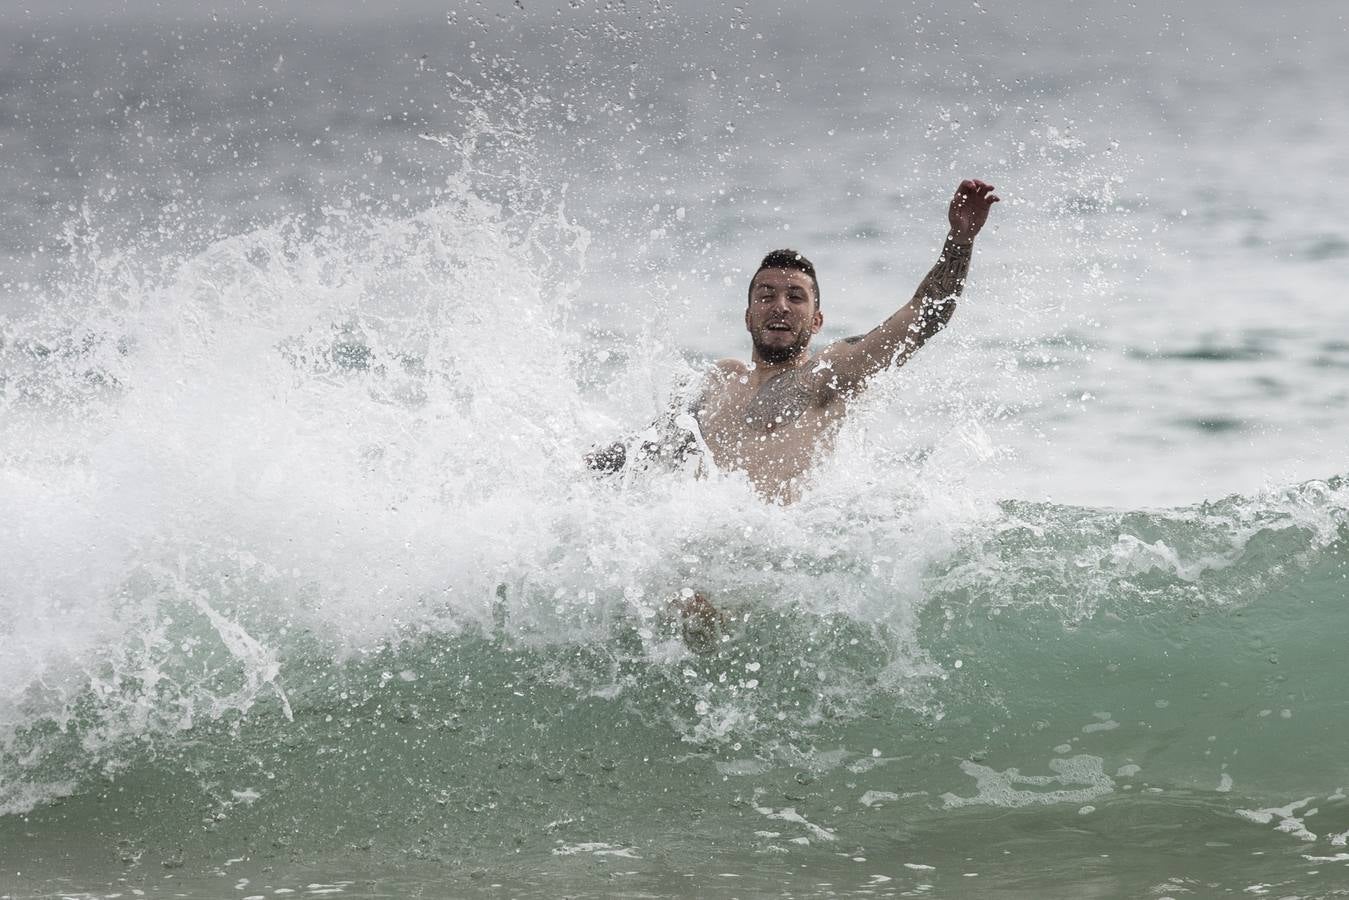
<box><xmin>697</xmin><ymin>369</ymin><xmax>838</xmax><ymax>457</ymax></box>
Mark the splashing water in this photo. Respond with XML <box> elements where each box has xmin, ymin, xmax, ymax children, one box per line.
<box><xmin>3</xmin><ymin>171</ymin><xmax>1347</xmax><ymax>896</ymax></box>
<box><xmin>5</xmin><ymin>7</ymin><xmax>1349</xmax><ymax>895</ymax></box>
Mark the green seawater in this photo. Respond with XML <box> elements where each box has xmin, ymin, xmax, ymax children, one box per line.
<box><xmin>4</xmin><ymin>484</ymin><xmax>1348</xmax><ymax>898</ymax></box>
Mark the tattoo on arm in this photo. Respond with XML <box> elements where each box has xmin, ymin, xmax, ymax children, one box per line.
<box><xmin>586</xmin><ymin>424</ymin><xmax>697</xmax><ymax>474</ymax></box>
<box><xmin>909</xmin><ymin>236</ymin><xmax>973</xmax><ymax>340</ymax></box>
<box><xmin>585</xmin><ymin>376</ymin><xmax>706</xmax><ymax>474</ymax></box>
<box><xmin>828</xmin><ymin>235</ymin><xmax>976</xmax><ymax>393</ymax></box>
<box><xmin>585</xmin><ymin>441</ymin><xmax>629</xmax><ymax>473</ymax></box>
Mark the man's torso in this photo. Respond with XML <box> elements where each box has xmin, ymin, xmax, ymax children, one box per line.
<box><xmin>693</xmin><ymin>360</ymin><xmax>844</xmax><ymax>501</ymax></box>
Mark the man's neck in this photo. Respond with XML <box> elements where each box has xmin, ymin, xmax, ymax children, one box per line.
<box><xmin>748</xmin><ymin>350</ymin><xmax>812</xmax><ymax>383</ymax></box>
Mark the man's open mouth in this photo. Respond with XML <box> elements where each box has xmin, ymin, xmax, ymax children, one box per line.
<box><xmin>766</xmin><ymin>323</ymin><xmax>792</xmax><ymax>331</ymax></box>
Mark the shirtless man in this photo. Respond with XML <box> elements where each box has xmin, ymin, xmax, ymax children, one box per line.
<box><xmin>587</xmin><ymin>178</ymin><xmax>1000</xmax><ymax>503</ymax></box>
<box><xmin>587</xmin><ymin>179</ymin><xmax>999</xmax><ymax>650</ymax></box>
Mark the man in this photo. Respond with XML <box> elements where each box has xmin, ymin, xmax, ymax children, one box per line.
<box><xmin>588</xmin><ymin>178</ymin><xmax>999</xmax><ymax>504</ymax></box>
<box><xmin>587</xmin><ymin>178</ymin><xmax>999</xmax><ymax>651</ymax></box>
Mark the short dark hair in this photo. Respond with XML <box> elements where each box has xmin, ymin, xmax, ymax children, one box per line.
<box><xmin>749</xmin><ymin>249</ymin><xmax>820</xmax><ymax>308</ymax></box>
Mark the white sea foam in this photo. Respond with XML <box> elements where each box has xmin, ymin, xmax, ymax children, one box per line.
<box><xmin>941</xmin><ymin>755</ymin><xmax>1114</xmax><ymax>810</ymax></box>
<box><xmin>859</xmin><ymin>790</ymin><xmax>900</xmax><ymax>807</ymax></box>
<box><xmin>753</xmin><ymin>804</ymin><xmax>836</xmax><ymax>842</ymax></box>
<box><xmin>552</xmin><ymin>842</ymin><xmax>642</xmax><ymax>859</ymax></box>
<box><xmin>1236</xmin><ymin>799</ymin><xmax>1318</xmax><ymax>842</ymax></box>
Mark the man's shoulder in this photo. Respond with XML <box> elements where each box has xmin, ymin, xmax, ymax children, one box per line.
<box><xmin>691</xmin><ymin>359</ymin><xmax>748</xmax><ymax>413</ymax></box>
<box><xmin>801</xmin><ymin>342</ymin><xmax>872</xmax><ymax>402</ymax></box>
<box><xmin>712</xmin><ymin>357</ymin><xmax>749</xmax><ymax>377</ymax></box>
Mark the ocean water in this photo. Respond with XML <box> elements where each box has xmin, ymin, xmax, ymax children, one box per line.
<box><xmin>2</xmin><ymin>1</ymin><xmax>1348</xmax><ymax>897</ymax></box>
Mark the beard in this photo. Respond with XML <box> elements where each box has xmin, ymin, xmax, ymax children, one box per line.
<box><xmin>751</xmin><ymin>326</ymin><xmax>812</xmax><ymax>364</ymax></box>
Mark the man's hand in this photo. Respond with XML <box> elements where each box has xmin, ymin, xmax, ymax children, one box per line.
<box><xmin>948</xmin><ymin>179</ymin><xmax>999</xmax><ymax>244</ymax></box>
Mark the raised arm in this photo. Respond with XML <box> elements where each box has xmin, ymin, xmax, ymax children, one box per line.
<box><xmin>819</xmin><ymin>179</ymin><xmax>999</xmax><ymax>393</ymax></box>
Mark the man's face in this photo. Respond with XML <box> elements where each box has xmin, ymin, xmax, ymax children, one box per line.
<box><xmin>746</xmin><ymin>267</ymin><xmax>823</xmax><ymax>364</ymax></box>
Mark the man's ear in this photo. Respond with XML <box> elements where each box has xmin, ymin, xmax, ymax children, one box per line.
<box><xmin>812</xmin><ymin>307</ymin><xmax>823</xmax><ymax>334</ymax></box>
<box><xmin>745</xmin><ymin>306</ymin><xmax>752</xmax><ymax>331</ymax></box>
